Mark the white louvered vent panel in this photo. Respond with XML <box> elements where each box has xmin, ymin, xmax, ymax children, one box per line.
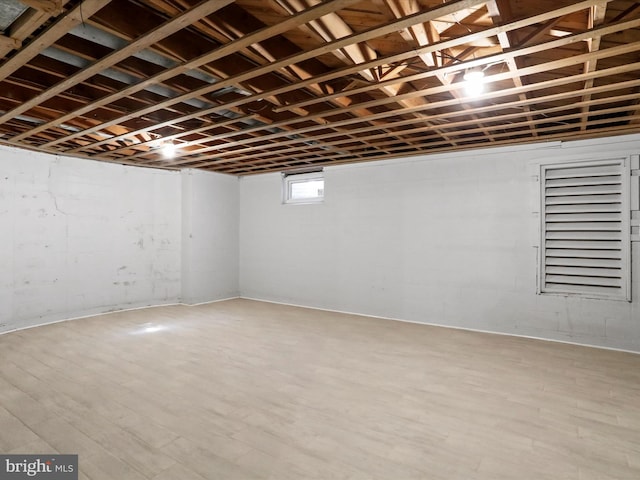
<box><xmin>541</xmin><ymin>160</ymin><xmax>630</xmax><ymax>300</ymax></box>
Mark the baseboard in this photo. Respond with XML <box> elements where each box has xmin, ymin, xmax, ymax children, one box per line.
<box><xmin>0</xmin><ymin>296</ymin><xmax>241</xmax><ymax>336</ymax></box>
<box><xmin>4</xmin><ymin>295</ymin><xmax>638</xmax><ymax>355</ymax></box>
<box><xmin>0</xmin><ymin>301</ymin><xmax>182</xmax><ymax>336</ymax></box>
<box><xmin>180</xmin><ymin>296</ymin><xmax>241</xmax><ymax>306</ymax></box>
<box><xmin>239</xmin><ymin>295</ymin><xmax>640</xmax><ymax>356</ymax></box>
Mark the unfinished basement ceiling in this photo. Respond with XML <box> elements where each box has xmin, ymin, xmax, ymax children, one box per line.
<box><xmin>0</xmin><ymin>0</ymin><xmax>640</xmax><ymax>175</ymax></box>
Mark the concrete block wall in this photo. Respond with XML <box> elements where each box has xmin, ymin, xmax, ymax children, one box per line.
<box><xmin>239</xmin><ymin>135</ymin><xmax>640</xmax><ymax>352</ymax></box>
<box><xmin>181</xmin><ymin>169</ymin><xmax>239</xmax><ymax>304</ymax></box>
<box><xmin>0</xmin><ymin>147</ymin><xmax>182</xmax><ymax>332</ymax></box>
<box><xmin>3</xmin><ymin>134</ymin><xmax>639</xmax><ymax>352</ymax></box>
<box><xmin>0</xmin><ymin>147</ymin><xmax>238</xmax><ymax>333</ymax></box>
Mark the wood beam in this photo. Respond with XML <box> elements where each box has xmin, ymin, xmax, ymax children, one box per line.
<box><xmin>20</xmin><ymin>0</ymin><xmax>63</xmax><ymax>15</ymax></box>
<box><xmin>180</xmin><ymin>93</ymin><xmax>640</xmax><ymax>167</ymax></box>
<box><xmin>487</xmin><ymin>0</ymin><xmax>537</xmax><ymax>136</ymax></box>
<box><xmin>0</xmin><ymin>0</ymin><xmax>112</xmax><ymax>83</ymax></box>
<box><xmin>215</xmin><ymin>119</ymin><xmax>640</xmax><ymax>174</ymax></box>
<box><xmin>0</xmin><ymin>35</ymin><xmax>21</xmax><ymax>51</ymax></box>
<box><xmin>3</xmin><ymin>0</ymin><xmax>236</xmax><ymax>136</ymax></box>
<box><xmin>207</xmin><ymin>113</ymin><xmax>640</xmax><ymax>170</ymax></box>
<box><xmin>517</xmin><ymin>17</ymin><xmax>565</xmax><ymax>46</ymax></box>
<box><xmin>84</xmin><ymin>11</ymin><xmax>640</xmax><ymax>163</ymax></box>
<box><xmin>383</xmin><ymin>0</ymin><xmax>475</xmax><ymax>144</ymax></box>
<box><xmin>15</xmin><ymin>0</ymin><xmax>364</xmax><ymax>146</ymax></box>
<box><xmin>51</xmin><ymin>0</ymin><xmax>605</xmax><ymax>154</ymax></box>
<box><xmin>272</xmin><ymin>18</ymin><xmax>640</xmax><ymax>114</ymax></box>
<box><xmin>254</xmin><ymin>0</ymin><xmax>410</xmax><ymax>153</ymax></box>
<box><xmin>158</xmin><ymin>57</ymin><xmax>640</xmax><ymax>165</ymax></box>
<box><xmin>580</xmin><ymin>1</ymin><xmax>608</xmax><ymax>131</ymax></box>
<box><xmin>46</xmin><ymin>0</ymin><xmax>489</xmax><ymax>153</ymax></box>
<box><xmin>0</xmin><ymin>0</ymin><xmax>72</xmax><ymax>62</ymax></box>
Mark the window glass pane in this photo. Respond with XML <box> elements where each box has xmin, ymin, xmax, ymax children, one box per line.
<box><xmin>283</xmin><ymin>171</ymin><xmax>324</xmax><ymax>204</ymax></box>
<box><xmin>290</xmin><ymin>179</ymin><xmax>324</xmax><ymax>199</ymax></box>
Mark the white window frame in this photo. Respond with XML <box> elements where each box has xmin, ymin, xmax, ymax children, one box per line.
<box><xmin>538</xmin><ymin>157</ymin><xmax>631</xmax><ymax>302</ymax></box>
<box><xmin>282</xmin><ymin>171</ymin><xmax>324</xmax><ymax>204</ymax></box>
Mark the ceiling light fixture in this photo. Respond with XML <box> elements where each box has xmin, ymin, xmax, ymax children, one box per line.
<box><xmin>161</xmin><ymin>140</ymin><xmax>177</xmax><ymax>158</ymax></box>
<box><xmin>463</xmin><ymin>67</ymin><xmax>485</xmax><ymax>97</ymax></box>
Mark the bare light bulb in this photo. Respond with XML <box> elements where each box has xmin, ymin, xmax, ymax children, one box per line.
<box><xmin>161</xmin><ymin>141</ymin><xmax>176</xmax><ymax>158</ymax></box>
<box><xmin>463</xmin><ymin>69</ymin><xmax>485</xmax><ymax>97</ymax></box>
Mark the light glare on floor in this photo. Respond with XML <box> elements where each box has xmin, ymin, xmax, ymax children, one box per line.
<box><xmin>131</xmin><ymin>323</ymin><xmax>166</xmax><ymax>334</ymax></box>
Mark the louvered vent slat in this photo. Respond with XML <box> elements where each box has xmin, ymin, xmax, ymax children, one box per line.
<box><xmin>545</xmin><ymin>203</ymin><xmax>621</xmax><ymax>214</ymax></box>
<box><xmin>545</xmin><ymin>194</ymin><xmax>621</xmax><ymax>205</ymax></box>
<box><xmin>545</xmin><ymin>283</ymin><xmax>622</xmax><ymax>295</ymax></box>
<box><xmin>545</xmin><ymin>221</ymin><xmax>620</xmax><ymax>231</ymax></box>
<box><xmin>545</xmin><ymin>275</ymin><xmax>621</xmax><ymax>287</ymax></box>
<box><xmin>545</xmin><ymin>231</ymin><xmax>621</xmax><ymax>240</ymax></box>
<box><xmin>545</xmin><ymin>248</ymin><xmax>621</xmax><ymax>259</ymax></box>
<box><xmin>545</xmin><ymin>257</ymin><xmax>620</xmax><ymax>268</ymax></box>
<box><xmin>546</xmin><ymin>213</ymin><xmax>622</xmax><ymax>222</ymax></box>
<box><xmin>545</xmin><ymin>266</ymin><xmax>620</xmax><ymax>277</ymax></box>
<box><xmin>545</xmin><ymin>165</ymin><xmax>621</xmax><ymax>179</ymax></box>
<box><xmin>540</xmin><ymin>160</ymin><xmax>630</xmax><ymax>300</ymax></box>
<box><xmin>545</xmin><ymin>175</ymin><xmax>621</xmax><ymax>187</ymax></box>
<box><xmin>545</xmin><ymin>240</ymin><xmax>621</xmax><ymax>249</ymax></box>
<box><xmin>545</xmin><ymin>184</ymin><xmax>621</xmax><ymax>196</ymax></box>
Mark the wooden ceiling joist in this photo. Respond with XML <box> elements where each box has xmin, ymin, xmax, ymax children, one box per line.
<box><xmin>271</xmin><ymin>16</ymin><xmax>640</xmax><ymax>114</ymax></box>
<box><xmin>180</xmin><ymin>92</ymin><xmax>640</xmax><ymax>167</ymax></box>
<box><xmin>50</xmin><ymin>0</ymin><xmax>487</xmax><ymax>154</ymax></box>
<box><xmin>579</xmin><ymin>1</ymin><xmax>608</xmax><ymax>130</ymax></box>
<box><xmin>0</xmin><ymin>35</ymin><xmax>21</xmax><ymax>51</ymax></box>
<box><xmin>156</xmin><ymin>65</ymin><xmax>640</xmax><ymax>166</ymax></box>
<box><xmin>0</xmin><ymin>0</ymin><xmax>112</xmax><ymax>82</ymax></box>
<box><xmin>53</xmin><ymin>0</ymin><xmax>611</xmax><ymax>154</ymax></box>
<box><xmin>19</xmin><ymin>0</ymin><xmax>64</xmax><ymax>15</ymax></box>
<box><xmin>0</xmin><ymin>0</ymin><xmax>639</xmax><ymax>174</ymax></box>
<box><xmin>16</xmin><ymin>0</ymin><xmax>365</xmax><ymax>148</ymax></box>
<box><xmin>117</xmin><ymin>41</ymin><xmax>640</xmax><ymax>164</ymax></box>
<box><xmin>0</xmin><ymin>0</ymin><xmax>235</xmax><ymax>128</ymax></box>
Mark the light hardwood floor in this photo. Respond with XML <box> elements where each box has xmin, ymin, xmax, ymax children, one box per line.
<box><xmin>1</xmin><ymin>299</ymin><xmax>639</xmax><ymax>479</ymax></box>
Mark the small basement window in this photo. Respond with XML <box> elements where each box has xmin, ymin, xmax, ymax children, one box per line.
<box><xmin>282</xmin><ymin>171</ymin><xmax>324</xmax><ymax>204</ymax></box>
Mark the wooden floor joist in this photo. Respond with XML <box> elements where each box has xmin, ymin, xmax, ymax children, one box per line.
<box><xmin>0</xmin><ymin>0</ymin><xmax>639</xmax><ymax>174</ymax></box>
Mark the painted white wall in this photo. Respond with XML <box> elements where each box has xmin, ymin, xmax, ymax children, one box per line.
<box><xmin>239</xmin><ymin>135</ymin><xmax>640</xmax><ymax>352</ymax></box>
<box><xmin>3</xmin><ymin>135</ymin><xmax>638</xmax><ymax>351</ymax></box>
<box><xmin>0</xmin><ymin>149</ymin><xmax>241</xmax><ymax>332</ymax></box>
<box><xmin>0</xmin><ymin>146</ymin><xmax>182</xmax><ymax>332</ymax></box>
<box><xmin>181</xmin><ymin>169</ymin><xmax>239</xmax><ymax>304</ymax></box>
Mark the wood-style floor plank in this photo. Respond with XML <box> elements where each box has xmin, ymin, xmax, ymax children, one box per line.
<box><xmin>0</xmin><ymin>299</ymin><xmax>639</xmax><ymax>479</ymax></box>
